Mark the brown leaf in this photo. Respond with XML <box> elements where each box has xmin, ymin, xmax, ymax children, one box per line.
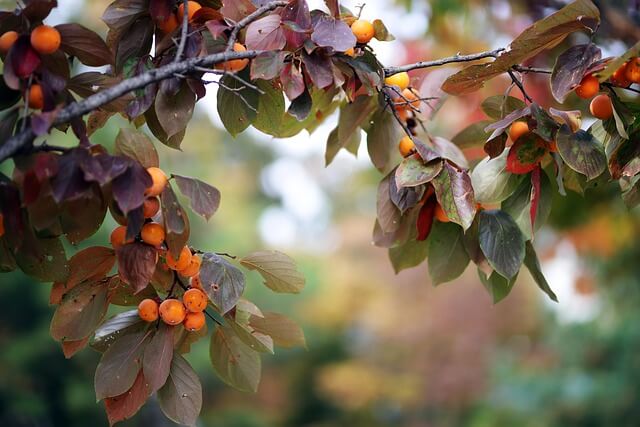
<box><xmin>104</xmin><ymin>370</ymin><xmax>151</xmax><ymax>426</ymax></box>
<box><xmin>116</xmin><ymin>243</ymin><xmax>158</xmax><ymax>293</ymax></box>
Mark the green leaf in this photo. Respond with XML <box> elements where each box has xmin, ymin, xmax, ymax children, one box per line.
<box><xmin>325</xmin><ymin>126</ymin><xmax>360</xmax><ymax>166</ymax></box>
<box><xmin>158</xmin><ymin>355</ymin><xmax>202</xmax><ymax>426</ymax></box>
<box><xmin>478</xmin><ymin>210</ymin><xmax>525</xmax><ymax>279</ymax></box>
<box><xmin>451</xmin><ymin>120</ymin><xmax>493</xmax><ymax>148</ymax></box>
<box><xmin>227</xmin><ymin>316</ymin><xmax>274</xmax><ymax>354</ymax></box>
<box><xmin>217</xmin><ymin>70</ymin><xmax>259</xmax><ymax>137</ymax></box>
<box><xmin>252</xmin><ymin>79</ymin><xmax>286</xmax><ymax>136</ymax></box>
<box><xmin>502</xmin><ymin>170</ymin><xmax>552</xmax><ymax>239</ymax></box>
<box><xmin>210</xmin><ymin>324</ymin><xmax>262</xmax><ymax>392</ymax></box>
<box><xmin>556</xmin><ymin>125</ymin><xmax>606</xmax><ymax>180</ymax></box>
<box><xmin>239</xmin><ymin>250</ymin><xmax>305</xmax><ymax>294</ymax></box>
<box><xmin>478</xmin><ymin>269</ymin><xmax>518</xmax><ymax>303</ymax></box>
<box><xmin>372</xmin><ymin>18</ymin><xmax>395</xmax><ymax>41</ymax></box>
<box><xmin>395</xmin><ymin>156</ymin><xmax>443</xmax><ymax>188</ymax></box>
<box><xmin>200</xmin><ymin>253</ymin><xmax>246</xmax><ymax>314</ymax></box>
<box><xmin>481</xmin><ymin>96</ymin><xmax>527</xmax><ymax>119</ymax></box>
<box><xmin>471</xmin><ymin>149</ymin><xmax>524</xmax><ymax>204</ymax></box>
<box><xmin>427</xmin><ymin>221</ymin><xmax>470</xmax><ymax>285</ymax></box>
<box><xmin>250</xmin><ymin>312</ymin><xmax>307</xmax><ymax>349</ymax></box>
<box><xmin>524</xmin><ymin>241</ymin><xmax>558</xmax><ymax>302</ymax></box>
<box><xmin>114</xmin><ymin>129</ymin><xmax>159</xmax><ymax>168</ymax></box>
<box><xmin>442</xmin><ymin>0</ymin><xmax>599</xmax><ymax>95</ymax></box>
<box><xmin>367</xmin><ymin>107</ymin><xmax>402</xmax><ymax>173</ymax></box>
<box><xmin>432</xmin><ymin>162</ymin><xmax>477</xmax><ymax>230</ymax></box>
<box><xmin>388</xmin><ymin>238</ymin><xmax>429</xmax><ymax>273</ymax></box>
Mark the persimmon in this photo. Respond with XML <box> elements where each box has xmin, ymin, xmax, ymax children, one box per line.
<box><xmin>179</xmin><ymin>254</ymin><xmax>201</xmax><ymax>277</ymax></box>
<box><xmin>110</xmin><ymin>225</ymin><xmax>131</xmax><ymax>249</ymax></box>
<box><xmin>183</xmin><ymin>288</ymin><xmax>207</xmax><ymax>312</ymax></box>
<box><xmin>177</xmin><ymin>1</ymin><xmax>201</xmax><ymax>23</ymax></box>
<box><xmin>157</xmin><ymin>13</ymin><xmax>179</xmax><ymax>33</ymax></box>
<box><xmin>159</xmin><ymin>299</ymin><xmax>187</xmax><ymax>325</ymax></box>
<box><xmin>385</xmin><ymin>72</ymin><xmax>410</xmax><ymax>90</ymax></box>
<box><xmin>351</xmin><ymin>19</ymin><xmax>375</xmax><ymax>44</ymax></box>
<box><xmin>190</xmin><ymin>274</ymin><xmax>203</xmax><ymax>289</ymax></box>
<box><xmin>0</xmin><ymin>31</ymin><xmax>18</xmax><ymax>53</ymax></box>
<box><xmin>30</xmin><ymin>25</ymin><xmax>61</xmax><ymax>54</ymax></box>
<box><xmin>401</xmin><ymin>88</ymin><xmax>421</xmax><ymax>109</ymax></box>
<box><xmin>27</xmin><ymin>84</ymin><xmax>44</xmax><ymax>109</ymax></box>
<box><xmin>217</xmin><ymin>43</ymin><xmax>249</xmax><ymax>72</ymax></box>
<box><xmin>589</xmin><ymin>94</ymin><xmax>613</xmax><ymax>120</ymax></box>
<box><xmin>166</xmin><ymin>246</ymin><xmax>192</xmax><ymax>270</ymax></box>
<box><xmin>145</xmin><ymin>167</ymin><xmax>168</xmax><ymax>196</ymax></box>
<box><xmin>141</xmin><ymin>222</ymin><xmax>165</xmax><ymax>247</ymax></box>
<box><xmin>575</xmin><ymin>74</ymin><xmax>599</xmax><ymax>99</ymax></box>
<box><xmin>625</xmin><ymin>57</ymin><xmax>640</xmax><ymax>83</ymax></box>
<box><xmin>395</xmin><ymin>105</ymin><xmax>409</xmax><ymax>122</ymax></box>
<box><xmin>138</xmin><ymin>298</ymin><xmax>159</xmax><ymax>322</ymax></box>
<box><xmin>142</xmin><ymin>197</ymin><xmax>160</xmax><ymax>218</ymax></box>
<box><xmin>508</xmin><ymin>121</ymin><xmax>529</xmax><ymax>142</ymax></box>
<box><xmin>434</xmin><ymin>203</ymin><xmax>450</xmax><ymax>222</ymax></box>
<box><xmin>183</xmin><ymin>311</ymin><xmax>205</xmax><ymax>331</ymax></box>
<box><xmin>0</xmin><ymin>213</ymin><xmax>4</xmax><ymax>237</ymax></box>
<box><xmin>344</xmin><ymin>47</ymin><xmax>355</xmax><ymax>57</ymax></box>
<box><xmin>610</xmin><ymin>62</ymin><xmax>631</xmax><ymax>88</ymax></box>
<box><xmin>398</xmin><ymin>136</ymin><xmax>415</xmax><ymax>157</ymax></box>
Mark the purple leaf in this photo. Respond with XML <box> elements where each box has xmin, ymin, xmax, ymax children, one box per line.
<box><xmin>550</xmin><ymin>43</ymin><xmax>601</xmax><ymax>102</ymax></box>
<box><xmin>143</xmin><ymin>323</ymin><xmax>174</xmax><ymax>393</ymax></box>
<box><xmin>56</xmin><ymin>23</ymin><xmax>114</xmax><ymax>66</ymax></box>
<box><xmin>50</xmin><ymin>149</ymin><xmax>92</xmax><ymax>203</ymax></box>
<box><xmin>199</xmin><ymin>253</ymin><xmax>245</xmax><ymax>315</ymax></box>
<box><xmin>302</xmin><ymin>51</ymin><xmax>333</xmax><ymax>89</ymax></box>
<box><xmin>245</xmin><ymin>14</ymin><xmax>286</xmax><ymax>51</ymax></box>
<box><xmin>116</xmin><ymin>242</ymin><xmax>158</xmax><ymax>294</ymax></box>
<box><xmin>280</xmin><ymin>62</ymin><xmax>305</xmax><ymax>100</ymax></box>
<box><xmin>173</xmin><ymin>175</ymin><xmax>221</xmax><ymax>221</ymax></box>
<box><xmin>311</xmin><ymin>16</ymin><xmax>356</xmax><ymax>52</ymax></box>
<box><xmin>250</xmin><ymin>51</ymin><xmax>288</xmax><ymax>81</ymax></box>
<box><xmin>111</xmin><ymin>162</ymin><xmax>152</xmax><ymax>214</ymax></box>
<box><xmin>280</xmin><ymin>0</ymin><xmax>311</xmax><ymax>48</ymax></box>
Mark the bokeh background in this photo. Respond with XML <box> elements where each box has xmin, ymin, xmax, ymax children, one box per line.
<box><xmin>1</xmin><ymin>0</ymin><xmax>640</xmax><ymax>426</ymax></box>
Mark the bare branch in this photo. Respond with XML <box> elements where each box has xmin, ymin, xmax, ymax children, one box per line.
<box><xmin>383</xmin><ymin>48</ymin><xmax>505</xmax><ymax>76</ymax></box>
<box><xmin>174</xmin><ymin>0</ymin><xmax>190</xmax><ymax>63</ymax></box>
<box><xmin>512</xmin><ymin>65</ymin><xmax>552</xmax><ymax>74</ymax></box>
<box><xmin>507</xmin><ymin>70</ymin><xmax>533</xmax><ymax>103</ymax></box>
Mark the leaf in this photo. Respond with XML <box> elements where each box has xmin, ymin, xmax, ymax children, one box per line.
<box><xmin>200</xmin><ymin>253</ymin><xmax>246</xmax><ymax>314</ymax></box>
<box><xmin>451</xmin><ymin>121</ymin><xmax>493</xmax><ymax>148</ymax></box>
<box><xmin>65</xmin><ymin>246</ymin><xmax>115</xmax><ymax>291</ymax></box>
<box><xmin>95</xmin><ymin>329</ymin><xmax>150</xmax><ymax>400</ymax></box>
<box><xmin>111</xmin><ymin>162</ymin><xmax>152</xmax><ymax>214</ymax></box>
<box><xmin>596</xmin><ymin>41</ymin><xmax>640</xmax><ymax>82</ymax></box>
<box><xmin>92</xmin><ymin>310</ymin><xmax>145</xmax><ymax>353</ymax></box>
<box><xmin>56</xmin><ymin>23</ymin><xmax>113</xmax><ymax>66</ymax></box>
<box><xmin>471</xmin><ymin>150</ymin><xmax>525</xmax><ymax>204</ymax></box>
<box><xmin>155</xmin><ymin>82</ymin><xmax>195</xmax><ymax>139</ymax></box>
<box><xmin>108</xmin><ymin>276</ymin><xmax>157</xmax><ymax>306</ymax></box>
<box><xmin>143</xmin><ymin>323</ymin><xmax>175</xmax><ymax>393</ymax></box>
<box><xmin>478</xmin><ymin>210</ymin><xmax>525</xmax><ymax>279</ymax></box>
<box><xmin>4</xmin><ymin>36</ymin><xmax>40</xmax><ymax>89</ymax></box>
<box><xmin>478</xmin><ymin>269</ymin><xmax>518</xmax><ymax>304</ymax></box>
<box><xmin>227</xmin><ymin>317</ymin><xmax>274</xmax><ymax>354</ymax></box>
<box><xmin>16</xmin><ymin>231</ymin><xmax>69</xmax><ymax>282</ymax></box>
<box><xmin>116</xmin><ymin>243</ymin><xmax>158</xmax><ymax>293</ymax></box>
<box><xmin>280</xmin><ymin>0</ymin><xmax>311</xmax><ymax>48</ymax></box>
<box><xmin>50</xmin><ymin>281</ymin><xmax>110</xmax><ymax>341</ymax></box>
<box><xmin>311</xmin><ymin>15</ymin><xmax>356</xmax><ymax>51</ymax></box>
<box><xmin>173</xmin><ymin>175</ymin><xmax>221</xmax><ymax>221</ymax></box>
<box><xmin>442</xmin><ymin>0</ymin><xmax>599</xmax><ymax>94</ymax></box>
<box><xmin>252</xmin><ymin>79</ymin><xmax>286</xmax><ymax>136</ymax></box>
<box><xmin>431</xmin><ymin>162</ymin><xmax>476</xmax><ymax>230</ymax></box>
<box><xmin>388</xmin><ymin>238</ymin><xmax>429</xmax><ymax>273</ymax></box>
<box><xmin>158</xmin><ymin>355</ymin><xmax>202</xmax><ymax>426</ymax></box>
<box><xmin>372</xmin><ymin>19</ymin><xmax>394</xmax><ymax>41</ymax></box>
<box><xmin>481</xmin><ymin>95</ymin><xmax>527</xmax><ymax>119</ymax></box>
<box><xmin>550</xmin><ymin>43</ymin><xmax>601</xmax><ymax>102</ymax></box>
<box><xmin>529</xmin><ymin>103</ymin><xmax>559</xmax><ymax>142</ymax></box>
<box><xmin>389</xmin><ymin>176</ymin><xmax>425</xmax><ymax>214</ymax></box>
<box><xmin>428</xmin><ymin>221</ymin><xmax>470</xmax><ymax>285</ymax></box>
<box><xmin>280</xmin><ymin>62</ymin><xmax>305</xmax><ymax>101</ymax></box>
<box><xmin>161</xmin><ymin>184</ymin><xmax>190</xmax><ymax>260</ymax></box>
<box><xmin>430</xmin><ymin>136</ymin><xmax>469</xmax><ymax>168</ymax></box>
<box><xmin>556</xmin><ymin>125</ymin><xmax>606</xmax><ymax>180</ymax></box>
<box><xmin>250</xmin><ymin>51</ymin><xmax>288</xmax><ymax>81</ymax></box>
<box><xmin>114</xmin><ymin>16</ymin><xmax>154</xmax><ymax>73</ymax></box>
<box><xmin>104</xmin><ymin>371</ymin><xmax>151</xmax><ymax>427</ymax></box>
<box><xmin>524</xmin><ymin>241</ymin><xmax>558</xmax><ymax>302</ymax></box>
<box><xmin>114</xmin><ymin>129</ymin><xmax>159</xmax><ymax>168</ymax></box>
<box><xmin>250</xmin><ymin>312</ymin><xmax>306</xmax><ymax>349</ymax></box>
<box><xmin>367</xmin><ymin>108</ymin><xmax>402</xmax><ymax>172</ymax></box>
<box><xmin>505</xmin><ymin>133</ymin><xmax>547</xmax><ymax>174</ymax></box>
<box><xmin>245</xmin><ymin>14</ymin><xmax>286</xmax><ymax>51</ymax></box>
<box><xmin>396</xmin><ymin>156</ymin><xmax>443</xmax><ymax>188</ymax></box>
<box><xmin>302</xmin><ymin>51</ymin><xmax>333</xmax><ymax>89</ymax></box>
<box><xmin>217</xmin><ymin>71</ymin><xmax>259</xmax><ymax>137</ymax></box>
<box><xmin>240</xmin><ymin>250</ymin><xmax>305</xmax><ymax>294</ymax></box>
<box><xmin>325</xmin><ymin>125</ymin><xmax>360</xmax><ymax>166</ymax></box>
<box><xmin>502</xmin><ymin>169</ymin><xmax>552</xmax><ymax>240</ymax></box>
<box><xmin>61</xmin><ymin>337</ymin><xmax>89</xmax><ymax>359</ymax></box>
<box><xmin>60</xmin><ymin>190</ymin><xmax>108</xmax><ymax>245</ymax></box>
<box><xmin>210</xmin><ymin>324</ymin><xmax>262</xmax><ymax>392</ymax></box>
<box><xmin>416</xmin><ymin>196</ymin><xmax>436</xmax><ymax>241</ymax></box>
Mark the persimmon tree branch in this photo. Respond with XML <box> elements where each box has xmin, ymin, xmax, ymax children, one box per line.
<box><xmin>383</xmin><ymin>48</ymin><xmax>505</xmax><ymax>76</ymax></box>
<box><xmin>174</xmin><ymin>0</ymin><xmax>190</xmax><ymax>62</ymax></box>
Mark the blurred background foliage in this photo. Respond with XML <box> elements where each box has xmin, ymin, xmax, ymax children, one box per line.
<box><xmin>1</xmin><ymin>0</ymin><xmax>639</xmax><ymax>426</ymax></box>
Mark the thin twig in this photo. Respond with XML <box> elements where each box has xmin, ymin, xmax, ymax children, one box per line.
<box><xmin>30</xmin><ymin>143</ymin><xmax>71</xmax><ymax>154</ymax></box>
<box><xmin>512</xmin><ymin>65</ymin><xmax>552</xmax><ymax>74</ymax></box>
<box><xmin>383</xmin><ymin>92</ymin><xmax>415</xmax><ymax>139</ymax></box>
<box><xmin>383</xmin><ymin>48</ymin><xmax>505</xmax><ymax>76</ymax></box>
<box><xmin>215</xmin><ymin>252</ymin><xmax>237</xmax><ymax>260</ymax></box>
<box><xmin>174</xmin><ymin>0</ymin><xmax>189</xmax><ymax>63</ymax></box>
<box><xmin>507</xmin><ymin>69</ymin><xmax>533</xmax><ymax>103</ymax></box>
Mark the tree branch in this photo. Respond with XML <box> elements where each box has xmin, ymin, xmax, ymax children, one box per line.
<box><xmin>174</xmin><ymin>0</ymin><xmax>190</xmax><ymax>62</ymax></box>
<box><xmin>383</xmin><ymin>48</ymin><xmax>505</xmax><ymax>76</ymax></box>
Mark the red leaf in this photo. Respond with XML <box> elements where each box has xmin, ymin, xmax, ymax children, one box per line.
<box><xmin>62</xmin><ymin>337</ymin><xmax>89</xmax><ymax>359</ymax></box>
<box><xmin>245</xmin><ymin>14</ymin><xmax>286</xmax><ymax>51</ymax></box>
<box><xmin>4</xmin><ymin>36</ymin><xmax>40</xmax><ymax>89</ymax></box>
<box><xmin>280</xmin><ymin>62</ymin><xmax>305</xmax><ymax>100</ymax></box>
<box><xmin>529</xmin><ymin>166</ymin><xmax>541</xmax><ymax>235</ymax></box>
<box><xmin>143</xmin><ymin>323</ymin><xmax>175</xmax><ymax>392</ymax></box>
<box><xmin>56</xmin><ymin>23</ymin><xmax>114</xmax><ymax>66</ymax></box>
<box><xmin>416</xmin><ymin>196</ymin><xmax>437</xmax><ymax>241</ymax></box>
<box><xmin>104</xmin><ymin>371</ymin><xmax>151</xmax><ymax>426</ymax></box>
<box><xmin>280</xmin><ymin>0</ymin><xmax>311</xmax><ymax>48</ymax></box>
<box><xmin>116</xmin><ymin>243</ymin><xmax>158</xmax><ymax>293</ymax></box>
<box><xmin>66</xmin><ymin>246</ymin><xmax>116</xmax><ymax>290</ymax></box>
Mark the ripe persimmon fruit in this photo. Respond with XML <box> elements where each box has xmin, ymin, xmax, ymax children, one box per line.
<box><xmin>575</xmin><ymin>74</ymin><xmax>599</xmax><ymax>99</ymax></box>
<box><xmin>177</xmin><ymin>1</ymin><xmax>202</xmax><ymax>23</ymax></box>
<box><xmin>183</xmin><ymin>288</ymin><xmax>207</xmax><ymax>312</ymax></box>
<box><xmin>385</xmin><ymin>72</ymin><xmax>410</xmax><ymax>90</ymax></box>
<box><xmin>183</xmin><ymin>311</ymin><xmax>205</xmax><ymax>331</ymax></box>
<box><xmin>190</xmin><ymin>274</ymin><xmax>203</xmax><ymax>289</ymax></box>
<box><xmin>28</xmin><ymin>84</ymin><xmax>44</xmax><ymax>109</ymax></box>
<box><xmin>217</xmin><ymin>43</ymin><xmax>249</xmax><ymax>72</ymax></box>
<box><xmin>344</xmin><ymin>47</ymin><xmax>355</xmax><ymax>57</ymax></box>
<box><xmin>141</xmin><ymin>222</ymin><xmax>165</xmax><ymax>247</ymax></box>
<box><xmin>30</xmin><ymin>25</ymin><xmax>61</xmax><ymax>55</ymax></box>
<box><xmin>179</xmin><ymin>254</ymin><xmax>201</xmax><ymax>278</ymax></box>
<box><xmin>398</xmin><ymin>136</ymin><xmax>415</xmax><ymax>157</ymax></box>
<box><xmin>138</xmin><ymin>298</ymin><xmax>159</xmax><ymax>322</ymax></box>
<box><xmin>159</xmin><ymin>299</ymin><xmax>187</xmax><ymax>325</ymax></box>
<box><xmin>157</xmin><ymin>13</ymin><xmax>179</xmax><ymax>33</ymax></box>
<box><xmin>434</xmin><ymin>203</ymin><xmax>450</xmax><ymax>222</ymax></box>
<box><xmin>143</xmin><ymin>197</ymin><xmax>160</xmax><ymax>218</ymax></box>
<box><xmin>401</xmin><ymin>88</ymin><xmax>421</xmax><ymax>109</ymax></box>
<box><xmin>610</xmin><ymin>62</ymin><xmax>631</xmax><ymax>88</ymax></box>
<box><xmin>589</xmin><ymin>94</ymin><xmax>613</xmax><ymax>120</ymax></box>
<box><xmin>625</xmin><ymin>57</ymin><xmax>640</xmax><ymax>84</ymax></box>
<box><xmin>0</xmin><ymin>31</ymin><xmax>18</xmax><ymax>53</ymax></box>
<box><xmin>110</xmin><ymin>225</ymin><xmax>131</xmax><ymax>249</ymax></box>
<box><xmin>145</xmin><ymin>167</ymin><xmax>168</xmax><ymax>196</ymax></box>
<box><xmin>166</xmin><ymin>246</ymin><xmax>192</xmax><ymax>271</ymax></box>
<box><xmin>351</xmin><ymin>19</ymin><xmax>375</xmax><ymax>44</ymax></box>
<box><xmin>508</xmin><ymin>121</ymin><xmax>529</xmax><ymax>142</ymax></box>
